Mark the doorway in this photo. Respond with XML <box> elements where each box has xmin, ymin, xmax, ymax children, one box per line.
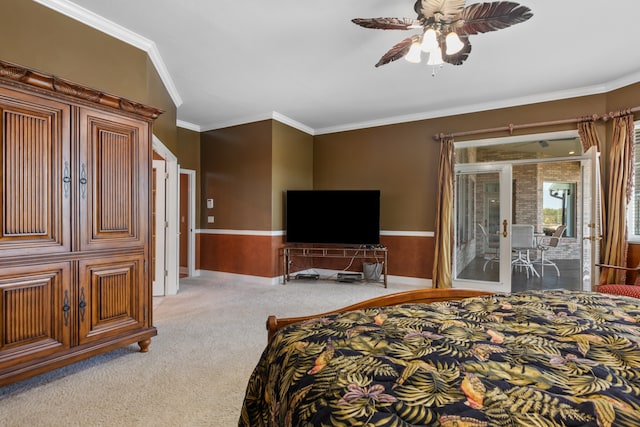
<box><xmin>452</xmin><ymin>131</ymin><xmax>600</xmax><ymax>292</ymax></box>
<box><xmin>179</xmin><ymin>169</ymin><xmax>196</xmax><ymax>278</ymax></box>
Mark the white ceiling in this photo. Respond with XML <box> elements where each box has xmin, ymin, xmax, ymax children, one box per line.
<box><xmin>38</xmin><ymin>0</ymin><xmax>640</xmax><ymax>135</ymax></box>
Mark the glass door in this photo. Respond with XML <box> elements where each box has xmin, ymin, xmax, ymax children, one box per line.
<box><xmin>452</xmin><ymin>134</ymin><xmax>600</xmax><ymax>294</ymax></box>
<box><xmin>581</xmin><ymin>146</ymin><xmax>601</xmax><ymax>290</ymax></box>
<box><xmin>453</xmin><ymin>164</ymin><xmax>513</xmax><ymax>293</ymax></box>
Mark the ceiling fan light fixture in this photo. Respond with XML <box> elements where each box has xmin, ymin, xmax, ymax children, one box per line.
<box><xmin>352</xmin><ymin>0</ymin><xmax>532</xmax><ymax>71</ymax></box>
<box><xmin>421</xmin><ymin>28</ymin><xmax>439</xmax><ymax>52</ymax></box>
<box><xmin>427</xmin><ymin>46</ymin><xmax>444</xmax><ymax>66</ymax></box>
<box><xmin>405</xmin><ymin>41</ymin><xmax>423</xmax><ymax>63</ymax></box>
<box><xmin>445</xmin><ymin>32</ymin><xmax>464</xmax><ymax>55</ymax></box>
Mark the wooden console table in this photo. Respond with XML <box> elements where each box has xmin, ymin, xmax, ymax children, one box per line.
<box><xmin>283</xmin><ymin>246</ymin><xmax>388</xmax><ymax>287</ymax></box>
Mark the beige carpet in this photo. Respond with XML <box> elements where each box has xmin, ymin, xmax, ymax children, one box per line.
<box><xmin>0</xmin><ymin>275</ymin><xmax>418</xmax><ymax>426</ymax></box>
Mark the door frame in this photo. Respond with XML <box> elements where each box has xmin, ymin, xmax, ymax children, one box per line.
<box><xmin>582</xmin><ymin>146</ymin><xmax>601</xmax><ymax>291</ymax></box>
<box><xmin>452</xmin><ymin>130</ymin><xmax>599</xmax><ymax>292</ymax></box>
<box><xmin>152</xmin><ymin>136</ymin><xmax>179</xmax><ymax>295</ymax></box>
<box><xmin>179</xmin><ymin>168</ymin><xmax>196</xmax><ymax>278</ymax></box>
<box><xmin>453</xmin><ymin>163</ymin><xmax>513</xmax><ymax>293</ymax></box>
<box><xmin>152</xmin><ymin>159</ymin><xmax>166</xmax><ymax>297</ymax></box>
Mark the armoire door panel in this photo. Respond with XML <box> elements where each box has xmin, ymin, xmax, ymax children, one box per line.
<box><xmin>78</xmin><ymin>255</ymin><xmax>145</xmax><ymax>345</ymax></box>
<box><xmin>0</xmin><ymin>262</ymin><xmax>71</xmax><ymax>369</ymax></box>
<box><xmin>78</xmin><ymin>107</ymin><xmax>148</xmax><ymax>251</ymax></box>
<box><xmin>0</xmin><ymin>88</ymin><xmax>71</xmax><ymax>256</ymax></box>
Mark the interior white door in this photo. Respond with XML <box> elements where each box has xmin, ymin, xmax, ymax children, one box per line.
<box><xmin>453</xmin><ymin>163</ymin><xmax>512</xmax><ymax>293</ymax></box>
<box><xmin>152</xmin><ymin>159</ymin><xmax>166</xmax><ymax>296</ymax></box>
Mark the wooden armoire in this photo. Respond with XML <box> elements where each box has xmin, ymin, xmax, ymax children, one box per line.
<box><xmin>0</xmin><ymin>60</ymin><xmax>161</xmax><ymax>386</ymax></box>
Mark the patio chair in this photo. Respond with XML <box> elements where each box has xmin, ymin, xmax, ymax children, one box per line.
<box><xmin>535</xmin><ymin>224</ymin><xmax>566</xmax><ymax>277</ymax></box>
<box><xmin>511</xmin><ymin>224</ymin><xmax>539</xmax><ymax>278</ymax></box>
<box><xmin>477</xmin><ymin>223</ymin><xmax>499</xmax><ymax>271</ymax></box>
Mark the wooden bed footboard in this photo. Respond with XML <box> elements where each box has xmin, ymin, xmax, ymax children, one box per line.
<box><xmin>266</xmin><ymin>288</ymin><xmax>493</xmax><ymax>341</ymax></box>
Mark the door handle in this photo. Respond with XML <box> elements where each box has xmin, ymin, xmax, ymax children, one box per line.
<box><xmin>503</xmin><ymin>219</ymin><xmax>508</xmax><ymax>237</ymax></box>
<box><xmin>79</xmin><ymin>163</ymin><xmax>87</xmax><ymax>199</ymax></box>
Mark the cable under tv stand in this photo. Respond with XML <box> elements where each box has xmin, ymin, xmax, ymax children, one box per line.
<box><xmin>283</xmin><ymin>245</ymin><xmax>388</xmax><ymax>288</ymax></box>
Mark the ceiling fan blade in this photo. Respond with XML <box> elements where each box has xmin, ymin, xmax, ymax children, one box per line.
<box><xmin>415</xmin><ymin>0</ymin><xmax>465</xmax><ymax>20</ymax></box>
<box><xmin>458</xmin><ymin>2</ymin><xmax>533</xmax><ymax>34</ymax></box>
<box><xmin>443</xmin><ymin>35</ymin><xmax>471</xmax><ymax>65</ymax></box>
<box><xmin>352</xmin><ymin>17</ymin><xmax>422</xmax><ymax>30</ymax></box>
<box><xmin>375</xmin><ymin>34</ymin><xmax>421</xmax><ymax>67</ymax></box>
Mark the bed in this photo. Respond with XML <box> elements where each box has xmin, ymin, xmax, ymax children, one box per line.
<box><xmin>239</xmin><ymin>288</ymin><xmax>640</xmax><ymax>426</ymax></box>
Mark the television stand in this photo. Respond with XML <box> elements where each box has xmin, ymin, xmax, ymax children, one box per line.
<box><xmin>283</xmin><ymin>246</ymin><xmax>388</xmax><ymax>287</ymax></box>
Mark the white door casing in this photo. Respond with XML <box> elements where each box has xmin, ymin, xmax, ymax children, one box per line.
<box><xmin>152</xmin><ymin>159</ymin><xmax>166</xmax><ymax>296</ymax></box>
<box><xmin>152</xmin><ymin>136</ymin><xmax>179</xmax><ymax>295</ymax></box>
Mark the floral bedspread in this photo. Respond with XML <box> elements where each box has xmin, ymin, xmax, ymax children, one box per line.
<box><xmin>239</xmin><ymin>290</ymin><xmax>640</xmax><ymax>426</ymax></box>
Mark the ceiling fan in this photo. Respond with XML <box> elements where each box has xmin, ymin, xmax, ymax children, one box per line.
<box><xmin>352</xmin><ymin>0</ymin><xmax>533</xmax><ymax>69</ymax></box>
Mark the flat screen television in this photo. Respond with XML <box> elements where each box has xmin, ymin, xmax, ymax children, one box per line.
<box><xmin>285</xmin><ymin>190</ymin><xmax>380</xmax><ymax>245</ymax></box>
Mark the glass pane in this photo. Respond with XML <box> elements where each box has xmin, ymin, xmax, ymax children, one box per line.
<box><xmin>511</xmin><ymin>160</ymin><xmax>582</xmax><ymax>292</ymax></box>
<box><xmin>543</xmin><ymin>182</ymin><xmax>576</xmax><ymax>238</ymax></box>
<box><xmin>456</xmin><ymin>138</ymin><xmax>583</xmax><ymax>164</ymax></box>
<box><xmin>455</xmin><ymin>172</ymin><xmax>500</xmax><ymax>283</ymax></box>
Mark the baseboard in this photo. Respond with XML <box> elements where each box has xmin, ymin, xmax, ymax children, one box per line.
<box><xmin>192</xmin><ymin>269</ymin><xmax>431</xmax><ymax>287</ymax></box>
<box><xmin>195</xmin><ymin>270</ymin><xmax>280</xmax><ymax>285</ymax></box>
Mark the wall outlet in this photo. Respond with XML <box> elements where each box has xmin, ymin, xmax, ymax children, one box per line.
<box><xmin>207</xmin><ymin>216</ymin><xmax>215</xmax><ymax>223</ymax></box>
<box><xmin>206</xmin><ymin>199</ymin><xmax>214</xmax><ymax>209</ymax></box>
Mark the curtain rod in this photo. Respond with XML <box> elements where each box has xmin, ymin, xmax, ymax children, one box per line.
<box><xmin>433</xmin><ymin>106</ymin><xmax>640</xmax><ymax>141</ymax></box>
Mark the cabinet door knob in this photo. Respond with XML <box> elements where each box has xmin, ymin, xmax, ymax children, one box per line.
<box><xmin>62</xmin><ymin>290</ymin><xmax>71</xmax><ymax>327</ymax></box>
<box><xmin>63</xmin><ymin>161</ymin><xmax>71</xmax><ymax>199</ymax></box>
<box><xmin>80</xmin><ymin>163</ymin><xmax>87</xmax><ymax>199</ymax></box>
<box><xmin>79</xmin><ymin>287</ymin><xmax>87</xmax><ymax>322</ymax></box>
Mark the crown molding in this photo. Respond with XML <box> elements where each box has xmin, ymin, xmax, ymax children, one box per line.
<box><xmin>177</xmin><ymin>120</ymin><xmax>201</xmax><ymax>132</ymax></box>
<box><xmin>199</xmin><ymin>112</ymin><xmax>314</xmax><ymax>135</ymax></box>
<box><xmin>200</xmin><ymin>113</ymin><xmax>274</xmax><ymax>132</ymax></box>
<box><xmin>271</xmin><ymin>112</ymin><xmax>315</xmax><ymax>135</ymax></box>
<box><xmin>313</xmin><ymin>83</ymin><xmax>611</xmax><ymax>136</ymax></box>
<box><xmin>34</xmin><ymin>0</ymin><xmax>182</xmax><ymax>108</ymax></box>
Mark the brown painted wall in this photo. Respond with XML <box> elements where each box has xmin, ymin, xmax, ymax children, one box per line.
<box><xmin>146</xmin><ymin>57</ymin><xmax>178</xmax><ymax>153</ymax></box>
<box><xmin>200</xmin><ymin>120</ymin><xmax>273</xmax><ymax>230</ymax></box>
<box><xmin>1</xmin><ymin>1</ymin><xmax>146</xmax><ymax>101</ymax></box>
<box><xmin>314</xmin><ymin>122</ymin><xmax>438</xmax><ymax>231</ymax></box>
<box><xmin>177</xmin><ymin>127</ymin><xmax>202</xmax><ymax>228</ymax></box>
<box><xmin>0</xmin><ymin>0</ymin><xmax>177</xmax><ymax>154</ymax></box>
<box><xmin>314</xmin><ymin>95</ymin><xmax>608</xmax><ymax>232</ymax></box>
<box><xmin>272</xmin><ymin>121</ymin><xmax>314</xmax><ymax>230</ymax></box>
<box><xmin>197</xmin><ymin>120</ymin><xmax>313</xmax><ymax>234</ymax></box>
<box><xmin>198</xmin><ymin>120</ymin><xmax>314</xmax><ymax>277</ymax></box>
<box><xmin>199</xmin><ymin>234</ymin><xmax>283</xmax><ymax>277</ymax></box>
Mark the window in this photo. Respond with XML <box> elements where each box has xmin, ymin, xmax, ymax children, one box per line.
<box><xmin>543</xmin><ymin>181</ymin><xmax>576</xmax><ymax>237</ymax></box>
<box><xmin>456</xmin><ymin>174</ymin><xmax>475</xmax><ymax>245</ymax></box>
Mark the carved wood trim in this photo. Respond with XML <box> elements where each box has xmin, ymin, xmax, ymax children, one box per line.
<box><xmin>0</xmin><ymin>59</ymin><xmax>163</xmax><ymax>120</ymax></box>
